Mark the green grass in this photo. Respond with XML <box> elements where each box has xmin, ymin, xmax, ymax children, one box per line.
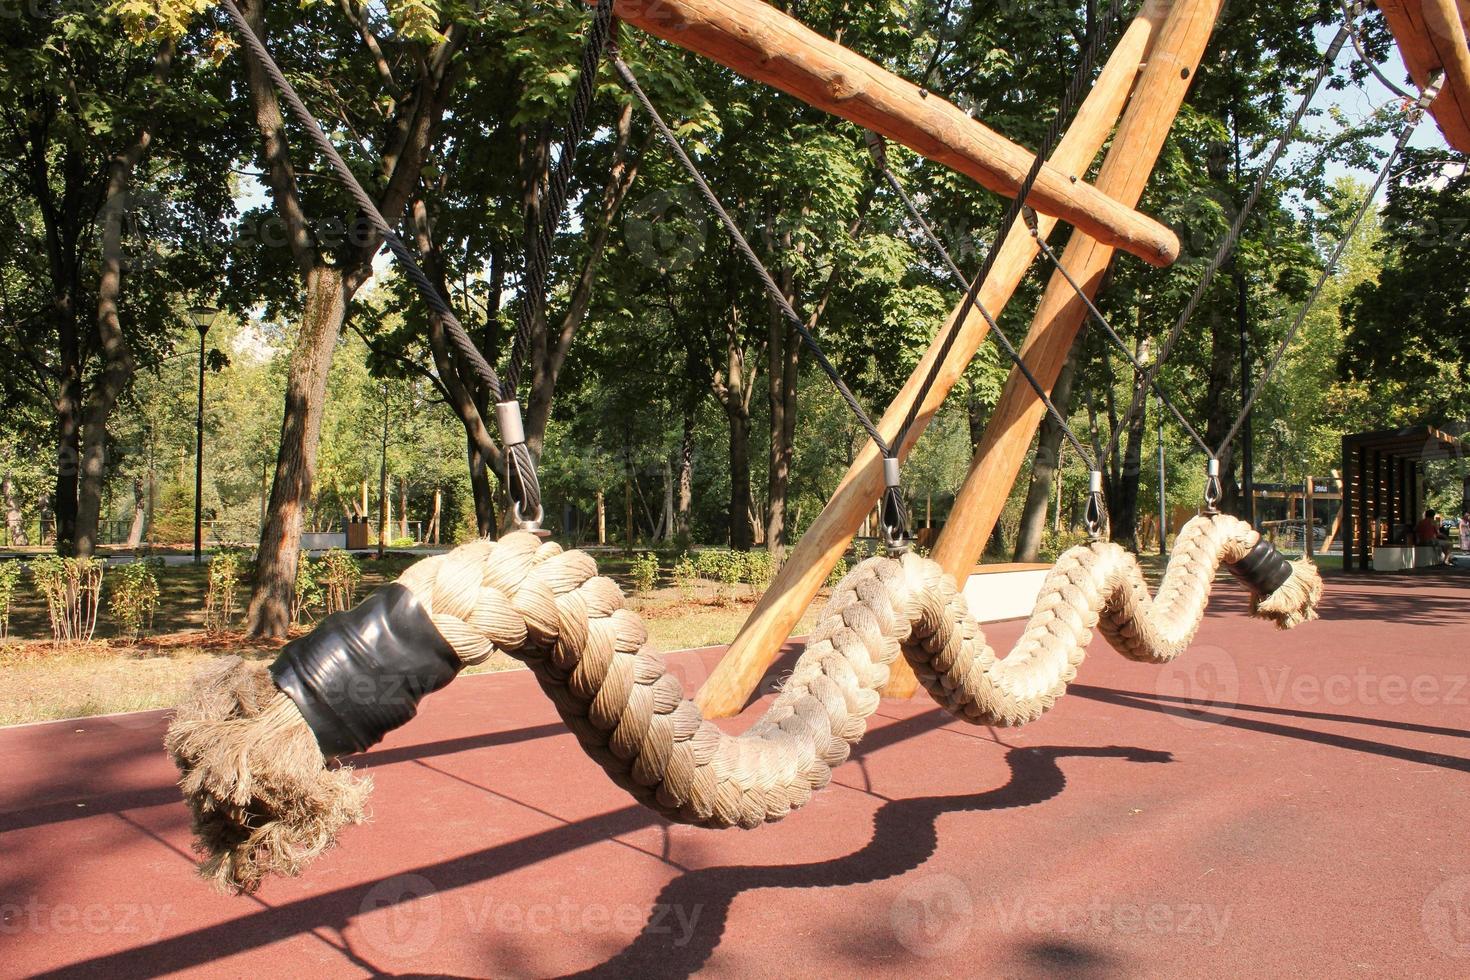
<box><xmin>0</xmin><ymin>552</ymin><xmax>825</xmax><ymax>726</ymax></box>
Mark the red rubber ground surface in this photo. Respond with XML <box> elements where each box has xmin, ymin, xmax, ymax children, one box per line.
<box><xmin>2</xmin><ymin>569</ymin><xmax>1468</xmax><ymax>978</ymax></box>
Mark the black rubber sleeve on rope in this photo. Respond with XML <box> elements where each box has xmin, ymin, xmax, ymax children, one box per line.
<box><xmin>1225</xmin><ymin>539</ymin><xmax>1294</xmax><ymax>597</ymax></box>
<box><xmin>270</xmin><ymin>584</ymin><xmax>461</xmax><ymax>758</ymax></box>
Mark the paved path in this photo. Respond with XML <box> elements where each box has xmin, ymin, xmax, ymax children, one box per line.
<box><xmin>2</xmin><ymin>569</ymin><xmax>1468</xmax><ymax>977</ymax></box>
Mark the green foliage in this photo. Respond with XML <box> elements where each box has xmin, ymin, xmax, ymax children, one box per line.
<box><xmin>825</xmin><ymin>557</ymin><xmax>850</xmax><ymax>590</ymax></box>
<box><xmin>111</xmin><ymin>560</ymin><xmax>163</xmax><ymax>641</ymax></box>
<box><xmin>672</xmin><ymin>554</ymin><xmax>698</xmax><ymax>601</ymax></box>
<box><xmin>0</xmin><ymin>562</ymin><xmax>22</xmax><ymax>640</ymax></box>
<box><xmin>29</xmin><ymin>557</ymin><xmax>105</xmax><ymax>645</ymax></box>
<box><xmin>691</xmin><ymin>549</ymin><xmax>746</xmax><ymax>603</ymax></box>
<box><xmin>319</xmin><ymin>549</ymin><xmax>362</xmax><ymax>615</ymax></box>
<box><xmin>742</xmin><ymin>550</ymin><xmax>776</xmax><ymax>593</ymax></box>
<box><xmin>629</xmin><ymin>551</ymin><xmax>659</xmax><ymax>594</ymax></box>
<box><xmin>1342</xmin><ymin>156</ymin><xmax>1470</xmax><ymax>422</ymax></box>
<box><xmin>204</xmin><ymin>550</ymin><xmax>246</xmax><ymax>635</ymax></box>
<box><xmin>293</xmin><ymin>555</ymin><xmax>324</xmax><ymax>627</ymax></box>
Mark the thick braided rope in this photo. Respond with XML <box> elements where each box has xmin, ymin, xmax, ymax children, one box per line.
<box><xmin>395</xmin><ymin>513</ymin><xmax>1312</xmax><ymax>828</ymax></box>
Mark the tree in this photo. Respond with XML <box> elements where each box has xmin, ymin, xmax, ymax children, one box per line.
<box><xmin>201</xmin><ymin>0</ymin><xmax>470</xmax><ymax>638</ymax></box>
<box><xmin>0</xmin><ymin>5</ymin><xmax>234</xmax><ymax>555</ymax></box>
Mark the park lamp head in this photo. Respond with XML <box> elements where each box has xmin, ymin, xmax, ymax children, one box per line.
<box><xmin>187</xmin><ymin>304</ymin><xmax>220</xmax><ymax>337</ymax></box>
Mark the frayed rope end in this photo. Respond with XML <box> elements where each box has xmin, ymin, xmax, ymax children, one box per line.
<box><xmin>1250</xmin><ymin>559</ymin><xmax>1323</xmax><ymax>630</ymax></box>
<box><xmin>164</xmin><ymin>657</ymin><xmax>370</xmax><ymax>894</ymax></box>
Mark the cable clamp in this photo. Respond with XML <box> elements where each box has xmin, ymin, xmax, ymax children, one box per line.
<box><xmin>1022</xmin><ymin>205</ymin><xmax>1041</xmax><ymax>238</ymax></box>
<box><xmin>497</xmin><ymin>401</ymin><xmax>543</xmax><ymax>532</ymax></box>
<box><xmin>864</xmin><ymin>130</ymin><xmax>888</xmax><ymax>168</ymax></box>
<box><xmin>1203</xmin><ymin>457</ymin><xmax>1223</xmax><ymax>515</ymax></box>
<box><xmin>880</xmin><ymin>456</ymin><xmax>911</xmax><ymax>556</ymax></box>
<box><xmin>1084</xmin><ymin>469</ymin><xmax>1108</xmax><ymax>541</ymax></box>
<box><xmin>1415</xmin><ymin>71</ymin><xmax>1446</xmax><ymax>115</ymax></box>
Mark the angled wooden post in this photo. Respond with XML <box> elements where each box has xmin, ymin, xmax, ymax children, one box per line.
<box><xmin>693</xmin><ymin>0</ymin><xmax>1177</xmax><ymax>718</ymax></box>
<box><xmin>928</xmin><ymin>0</ymin><xmax>1225</xmax><ymax>591</ymax></box>
<box><xmin>599</xmin><ymin>0</ymin><xmax>1179</xmax><ymax>265</ymax></box>
<box><xmin>1378</xmin><ymin>0</ymin><xmax>1470</xmax><ymax>153</ymax></box>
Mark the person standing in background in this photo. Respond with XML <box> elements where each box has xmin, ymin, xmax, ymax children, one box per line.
<box><xmin>1459</xmin><ymin>510</ymin><xmax>1469</xmax><ymax>554</ymax></box>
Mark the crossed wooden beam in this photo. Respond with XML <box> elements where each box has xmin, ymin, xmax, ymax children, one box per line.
<box><xmin>597</xmin><ymin>0</ymin><xmax>1466</xmax><ymax>716</ymax></box>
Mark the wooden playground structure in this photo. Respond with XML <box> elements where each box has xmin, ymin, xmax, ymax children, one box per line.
<box><xmin>611</xmin><ymin>0</ymin><xmax>1470</xmax><ymax>716</ymax></box>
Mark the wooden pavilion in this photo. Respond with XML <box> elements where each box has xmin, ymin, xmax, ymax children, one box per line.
<box><xmin>1342</xmin><ymin>424</ymin><xmax>1465</xmax><ymax>570</ymax></box>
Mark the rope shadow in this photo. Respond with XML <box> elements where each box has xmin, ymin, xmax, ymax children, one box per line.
<box><xmin>1068</xmin><ymin>685</ymin><xmax>1470</xmax><ymax>772</ymax></box>
<box><xmin>1092</xmin><ymin>687</ymin><xmax>1470</xmax><ymax>741</ymax></box>
<box><xmin>29</xmin><ymin>712</ymin><xmax>961</xmax><ymax>977</ymax></box>
<box><xmin>558</xmin><ymin>745</ymin><xmax>1172</xmax><ymax>978</ymax></box>
<box><xmin>0</xmin><ymin>721</ymin><xmax>568</xmax><ymax>834</ymax></box>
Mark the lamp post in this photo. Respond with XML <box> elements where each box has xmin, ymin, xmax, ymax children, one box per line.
<box><xmin>1156</xmin><ymin>393</ymin><xmax>1167</xmax><ymax>557</ymax></box>
<box><xmin>188</xmin><ymin>305</ymin><xmax>219</xmax><ymax>564</ymax></box>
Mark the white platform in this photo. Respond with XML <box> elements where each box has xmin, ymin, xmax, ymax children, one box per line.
<box><xmin>1371</xmin><ymin>545</ymin><xmax>1441</xmax><ymax>571</ymax></box>
<box><xmin>962</xmin><ymin>563</ymin><xmax>1051</xmax><ymax>622</ymax></box>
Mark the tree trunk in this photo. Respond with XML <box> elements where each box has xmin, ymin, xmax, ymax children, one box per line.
<box><xmin>765</xmin><ymin>314</ymin><xmax>798</xmax><ymax>554</ymax></box>
<box><xmin>399</xmin><ymin>475</ymin><xmax>409</xmax><ymax>541</ymax></box>
<box><xmin>1202</xmin><ymin>303</ymin><xmax>1241</xmax><ymax>515</ymax></box>
<box><xmin>378</xmin><ymin>390</ymin><xmax>390</xmax><ymax>560</ymax></box>
<box><xmin>75</xmin><ymin>165</ymin><xmax>140</xmax><ymax>559</ymax></box>
<box><xmin>245</xmin><ymin>265</ymin><xmax>348</xmax><ymax>638</ymax></box>
<box><xmin>1111</xmin><ymin>365</ymin><xmax>1149</xmax><ymax>551</ymax></box>
<box><xmin>675</xmin><ymin>404</ymin><xmax>695</xmax><ymax>544</ymax></box>
<box><xmin>54</xmin><ymin>368</ymin><xmax>81</xmax><ymax>552</ymax></box>
<box><xmin>662</xmin><ymin>456</ymin><xmax>675</xmax><ymax>543</ymax></box>
<box><xmin>728</xmin><ymin>407</ymin><xmax>754</xmax><ymax>550</ymax></box>
<box><xmin>3</xmin><ymin>476</ymin><xmax>27</xmax><ymax>546</ymax></box>
<box><xmin>74</xmin><ymin>40</ymin><xmax>173</xmax><ymax>558</ymax></box>
<box><xmin>466</xmin><ymin>434</ymin><xmax>496</xmax><ymax>537</ymax></box>
<box><xmin>967</xmin><ymin>384</ymin><xmax>987</xmax><ymax>451</ymax></box>
<box><xmin>126</xmin><ymin>476</ymin><xmax>146</xmax><ymax>549</ymax></box>
<box><xmin>1014</xmin><ymin>336</ymin><xmax>1083</xmax><ymax>562</ymax></box>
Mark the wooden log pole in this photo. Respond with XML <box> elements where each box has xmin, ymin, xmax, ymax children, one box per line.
<box><xmin>1379</xmin><ymin>0</ymin><xmax>1470</xmax><ymax>154</ymax></box>
<box><xmin>928</xmin><ymin>0</ymin><xmax>1224</xmax><ymax>590</ymax></box>
<box><xmin>693</xmin><ymin>1</ymin><xmax>1177</xmax><ymax>718</ymax></box>
<box><xmin>602</xmin><ymin>0</ymin><xmax>1181</xmax><ymax>267</ymax></box>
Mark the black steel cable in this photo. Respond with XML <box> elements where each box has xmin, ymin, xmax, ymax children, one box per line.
<box><xmin>867</xmin><ymin>135</ymin><xmax>1098</xmax><ymax>469</ymax></box>
<box><xmin>613</xmin><ymin>53</ymin><xmax>893</xmax><ymax>457</ymax></box>
<box><xmin>1101</xmin><ymin>24</ymin><xmax>1353</xmax><ymax>465</ymax></box>
<box><xmin>504</xmin><ymin>0</ymin><xmax>617</xmax><ymax>395</ymax></box>
<box><xmin>219</xmin><ymin>0</ymin><xmax>542</xmax><ymax>521</ymax></box>
<box><xmin>893</xmin><ymin>0</ymin><xmax>1130</xmax><ymax>456</ymax></box>
<box><xmin>1340</xmin><ymin>0</ymin><xmax>1415</xmax><ymax>101</ymax></box>
<box><xmin>1026</xmin><ymin>219</ymin><xmax>1213</xmax><ymax>456</ymax></box>
<box><xmin>1217</xmin><ymin>78</ymin><xmax>1437</xmax><ymax>455</ymax></box>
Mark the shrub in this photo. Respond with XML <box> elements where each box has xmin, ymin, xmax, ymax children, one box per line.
<box><xmin>390</xmin><ymin>535</ymin><xmax>417</xmax><ymax>549</ymax></box>
<box><xmin>30</xmin><ymin>556</ymin><xmax>105</xmax><ymax>645</ymax></box>
<box><xmin>743</xmin><ymin>550</ymin><xmax>777</xmax><ymax>593</ymax></box>
<box><xmin>111</xmin><ymin>559</ymin><xmax>162</xmax><ymax>641</ymax></box>
<box><xmin>293</xmin><ymin>555</ymin><xmax>323</xmax><ymax>626</ymax></box>
<box><xmin>319</xmin><ymin>549</ymin><xmax>362</xmax><ymax>615</ymax></box>
<box><xmin>672</xmin><ymin>554</ymin><xmax>698</xmax><ymax>601</ymax></box>
<box><xmin>629</xmin><ymin>551</ymin><xmax>659</xmax><ymax>594</ymax></box>
<box><xmin>0</xmin><ymin>561</ymin><xmax>21</xmax><ymax>640</ymax></box>
<box><xmin>693</xmin><ymin>549</ymin><xmax>726</xmax><ymax>580</ymax></box>
<box><xmin>715</xmin><ymin>551</ymin><xmax>744</xmax><ymax>602</ymax></box>
<box><xmin>825</xmin><ymin>557</ymin><xmax>850</xmax><ymax>590</ymax></box>
<box><xmin>204</xmin><ymin>550</ymin><xmax>246</xmax><ymax>635</ymax></box>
